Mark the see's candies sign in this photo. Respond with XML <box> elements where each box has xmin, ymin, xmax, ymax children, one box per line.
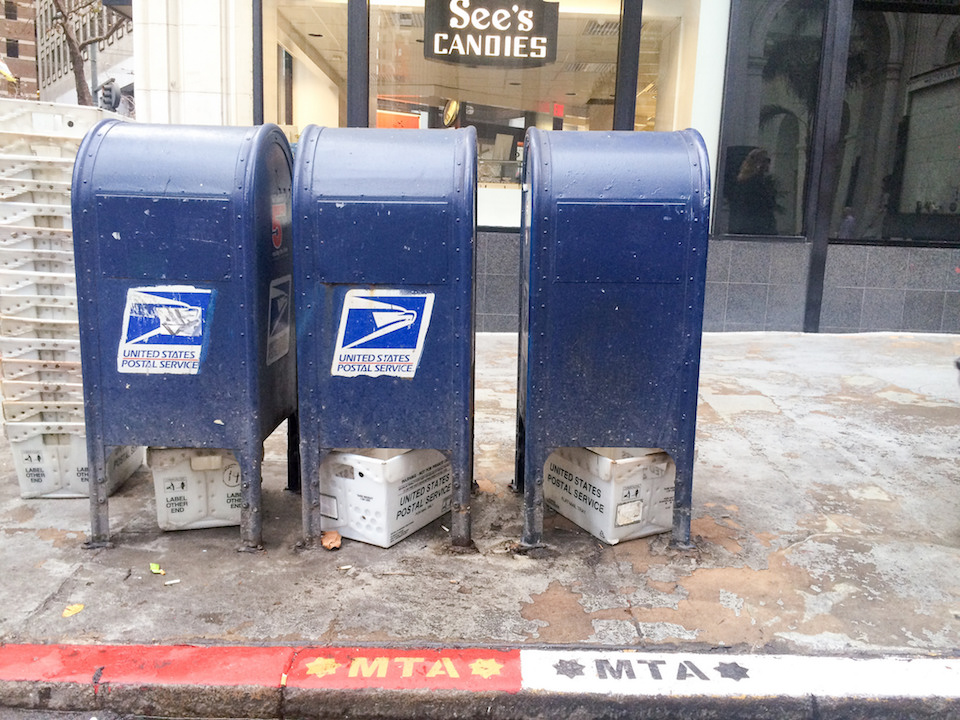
<box><xmin>424</xmin><ymin>0</ymin><xmax>558</xmax><ymax>68</ymax></box>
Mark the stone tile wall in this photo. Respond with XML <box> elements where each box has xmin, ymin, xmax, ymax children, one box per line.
<box><xmin>818</xmin><ymin>244</ymin><xmax>960</xmax><ymax>333</ymax></box>
<box><xmin>704</xmin><ymin>240</ymin><xmax>809</xmax><ymax>331</ymax></box>
<box><xmin>476</xmin><ymin>230</ymin><xmax>521</xmax><ymax>332</ymax></box>
<box><xmin>477</xmin><ymin>232</ymin><xmax>960</xmax><ymax>334</ymax></box>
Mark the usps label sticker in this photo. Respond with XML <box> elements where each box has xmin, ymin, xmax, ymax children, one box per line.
<box><xmin>266</xmin><ymin>275</ymin><xmax>292</xmax><ymax>366</ymax></box>
<box><xmin>117</xmin><ymin>285</ymin><xmax>214</xmax><ymax>375</ymax></box>
<box><xmin>331</xmin><ymin>289</ymin><xmax>435</xmax><ymax>379</ymax></box>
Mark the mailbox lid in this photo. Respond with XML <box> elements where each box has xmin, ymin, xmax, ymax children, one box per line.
<box><xmin>529</xmin><ymin>127</ymin><xmax>709</xmax><ymax>287</ymax></box>
<box><xmin>73</xmin><ymin>120</ymin><xmax>263</xmax><ymax>200</ymax></box>
<box><xmin>73</xmin><ymin>121</ymin><xmax>294</xmax><ymax>288</ymax></box>
<box><xmin>294</xmin><ymin>126</ymin><xmax>475</xmax><ymax>286</ymax></box>
<box><xmin>529</xmin><ymin>127</ymin><xmax>710</xmax><ymax>207</ymax></box>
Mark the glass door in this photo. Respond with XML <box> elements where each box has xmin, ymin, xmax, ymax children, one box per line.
<box><xmin>831</xmin><ymin>8</ymin><xmax>960</xmax><ymax>242</ymax></box>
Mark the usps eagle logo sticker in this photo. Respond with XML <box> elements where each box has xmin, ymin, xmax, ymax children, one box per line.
<box><xmin>332</xmin><ymin>290</ymin><xmax>435</xmax><ymax>378</ymax></box>
<box><xmin>117</xmin><ymin>285</ymin><xmax>214</xmax><ymax>375</ymax></box>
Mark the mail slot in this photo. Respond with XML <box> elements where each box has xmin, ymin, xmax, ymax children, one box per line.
<box><xmin>293</xmin><ymin>126</ymin><xmax>476</xmax><ymax>548</ymax></box>
<box><xmin>72</xmin><ymin>121</ymin><xmax>298</xmax><ymax>550</ymax></box>
<box><xmin>515</xmin><ymin>128</ymin><xmax>710</xmax><ymax>548</ymax></box>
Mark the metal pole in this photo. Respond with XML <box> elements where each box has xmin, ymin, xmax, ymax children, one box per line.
<box><xmin>613</xmin><ymin>0</ymin><xmax>643</xmax><ymax>131</ymax></box>
<box><xmin>347</xmin><ymin>0</ymin><xmax>369</xmax><ymax>127</ymax></box>
<box><xmin>803</xmin><ymin>0</ymin><xmax>854</xmax><ymax>331</ymax></box>
<box><xmin>90</xmin><ymin>43</ymin><xmax>98</xmax><ymax>104</ymax></box>
<box><xmin>253</xmin><ymin>0</ymin><xmax>264</xmax><ymax>125</ymax></box>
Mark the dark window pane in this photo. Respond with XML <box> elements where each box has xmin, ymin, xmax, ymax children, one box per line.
<box><xmin>831</xmin><ymin>10</ymin><xmax>960</xmax><ymax>242</ymax></box>
<box><xmin>717</xmin><ymin>0</ymin><xmax>827</xmax><ymax>237</ymax></box>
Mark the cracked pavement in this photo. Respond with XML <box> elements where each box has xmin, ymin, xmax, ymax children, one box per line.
<box><xmin>1</xmin><ymin>331</ymin><xmax>959</xmax><ymax>657</ymax></box>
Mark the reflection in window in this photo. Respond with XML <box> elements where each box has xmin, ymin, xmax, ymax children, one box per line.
<box><xmin>368</xmin><ymin>2</ymin><xmax>686</xmax><ymax>184</ymax></box>
<box><xmin>271</xmin><ymin>0</ymin><xmax>698</xmax><ymax>185</ymax></box>
<box><xmin>634</xmin><ymin>18</ymin><xmax>680</xmax><ymax>131</ymax></box>
<box><xmin>370</xmin><ymin>2</ymin><xmax>625</xmax><ymax>184</ymax></box>
<box><xmin>718</xmin><ymin>0</ymin><xmax>826</xmax><ymax>236</ymax></box>
<box><xmin>273</xmin><ymin>1</ymin><xmax>348</xmax><ymax>131</ymax></box>
<box><xmin>832</xmin><ymin>10</ymin><xmax>960</xmax><ymax>242</ymax></box>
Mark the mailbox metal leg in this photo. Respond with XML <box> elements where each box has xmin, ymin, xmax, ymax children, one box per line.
<box><xmin>449</xmin><ymin>442</ymin><xmax>473</xmax><ymax>548</ymax></box>
<box><xmin>671</xmin><ymin>448</ymin><xmax>694</xmax><ymax>549</ymax></box>
<box><xmin>298</xmin><ymin>422</ymin><xmax>329</xmax><ymax>544</ymax></box>
<box><xmin>238</xmin><ymin>447</ymin><xmax>265</xmax><ymax>552</ymax></box>
<box><xmin>519</xmin><ymin>440</ymin><xmax>546</xmax><ymax>549</ymax></box>
<box><xmin>286</xmin><ymin>413</ymin><xmax>301</xmax><ymax>493</ymax></box>
<box><xmin>85</xmin><ymin>441</ymin><xmax>111</xmax><ymax>549</ymax></box>
<box><xmin>511</xmin><ymin>416</ymin><xmax>525</xmax><ymax>494</ymax></box>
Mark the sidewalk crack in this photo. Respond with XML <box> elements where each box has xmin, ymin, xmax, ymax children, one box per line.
<box><xmin>278</xmin><ymin>646</ymin><xmax>303</xmax><ymax>720</ymax></box>
<box><xmin>19</xmin><ymin>559</ymin><xmax>93</xmax><ymax>633</ymax></box>
<box><xmin>610</xmin><ymin>543</ymin><xmax>644</xmax><ymax>642</ymax></box>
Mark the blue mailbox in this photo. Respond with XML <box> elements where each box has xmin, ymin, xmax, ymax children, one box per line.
<box><xmin>293</xmin><ymin>126</ymin><xmax>476</xmax><ymax>548</ymax></box>
<box><xmin>73</xmin><ymin>121</ymin><xmax>298</xmax><ymax>550</ymax></box>
<box><xmin>515</xmin><ymin>128</ymin><xmax>710</xmax><ymax>548</ymax></box>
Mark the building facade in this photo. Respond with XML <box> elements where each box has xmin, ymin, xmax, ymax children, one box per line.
<box><xmin>35</xmin><ymin>0</ymin><xmax>133</xmax><ymax>111</ymax></box>
<box><xmin>1</xmin><ymin>0</ymin><xmax>37</xmax><ymax>99</ymax></box>
<box><xmin>711</xmin><ymin>1</ymin><xmax>960</xmax><ymax>334</ymax></box>
<box><xmin>128</xmin><ymin>1</ymin><xmax>960</xmax><ymax>333</ymax></box>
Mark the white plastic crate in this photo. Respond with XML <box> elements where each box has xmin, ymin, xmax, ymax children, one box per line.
<box><xmin>0</xmin><ymin>315</ymin><xmax>79</xmax><ymax>340</ymax></box>
<box><xmin>149</xmin><ymin>448</ymin><xmax>242</xmax><ymax>531</ymax></box>
<box><xmin>0</xmin><ymin>153</ymin><xmax>76</xmax><ymax>180</ymax></box>
<box><xmin>0</xmin><ymin>99</ymin><xmax>107</xmax><ymax>138</ymax></box>
<box><xmin>6</xmin><ymin>421</ymin><xmax>145</xmax><ymax>499</ymax></box>
<box><xmin>543</xmin><ymin>447</ymin><xmax>676</xmax><ymax>545</ymax></box>
<box><xmin>0</xmin><ymin>156</ymin><xmax>74</xmax><ymax>186</ymax></box>
<box><xmin>0</xmin><ymin>225</ymin><xmax>73</xmax><ymax>253</ymax></box>
<box><xmin>319</xmin><ymin>448</ymin><xmax>453</xmax><ymax>548</ymax></box>
<box><xmin>0</xmin><ymin>247</ymin><xmax>75</xmax><ymax>271</ymax></box>
<box><xmin>0</xmin><ymin>200</ymin><xmax>71</xmax><ymax>226</ymax></box>
<box><xmin>0</xmin><ymin>269</ymin><xmax>76</xmax><ymax>297</ymax></box>
<box><xmin>0</xmin><ymin>132</ymin><xmax>81</xmax><ymax>159</ymax></box>
<box><xmin>2</xmin><ymin>399</ymin><xmax>84</xmax><ymax>423</ymax></box>
<box><xmin>0</xmin><ymin>177</ymin><xmax>72</xmax><ymax>206</ymax></box>
<box><xmin>0</xmin><ymin>378</ymin><xmax>84</xmax><ymax>403</ymax></box>
<box><xmin>0</xmin><ymin>294</ymin><xmax>79</xmax><ymax>340</ymax></box>
<box><xmin>0</xmin><ymin>249</ymin><xmax>75</xmax><ymax>274</ymax></box>
<box><xmin>0</xmin><ymin>293</ymin><xmax>77</xmax><ymax>317</ymax></box>
<box><xmin>0</xmin><ymin>356</ymin><xmax>82</xmax><ymax>383</ymax></box>
<box><xmin>0</xmin><ymin>336</ymin><xmax>81</xmax><ymax>363</ymax></box>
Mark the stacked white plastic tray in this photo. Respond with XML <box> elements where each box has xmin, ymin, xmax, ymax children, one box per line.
<box><xmin>0</xmin><ymin>99</ymin><xmax>144</xmax><ymax>498</ymax></box>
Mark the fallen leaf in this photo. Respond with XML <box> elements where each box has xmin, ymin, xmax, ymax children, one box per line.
<box><xmin>321</xmin><ymin>531</ymin><xmax>341</xmax><ymax>550</ymax></box>
<box><xmin>62</xmin><ymin>604</ymin><xmax>84</xmax><ymax>618</ymax></box>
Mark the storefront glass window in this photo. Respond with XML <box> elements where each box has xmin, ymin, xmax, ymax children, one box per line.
<box><xmin>272</xmin><ymin>1</ymin><xmax>697</xmax><ymax>184</ymax></box>
<box><xmin>717</xmin><ymin>0</ymin><xmax>827</xmax><ymax>237</ymax></box>
<box><xmin>375</xmin><ymin>0</ymin><xmax>619</xmax><ymax>184</ymax></box>
<box><xmin>273</xmin><ymin>1</ymin><xmax>349</xmax><ymax>132</ymax></box>
<box><xmin>831</xmin><ymin>9</ymin><xmax>960</xmax><ymax>242</ymax></box>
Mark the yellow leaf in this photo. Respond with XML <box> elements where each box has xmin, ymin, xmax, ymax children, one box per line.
<box><xmin>62</xmin><ymin>604</ymin><xmax>84</xmax><ymax>618</ymax></box>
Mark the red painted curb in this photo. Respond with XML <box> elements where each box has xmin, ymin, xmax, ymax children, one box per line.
<box><xmin>288</xmin><ymin>647</ymin><xmax>522</xmax><ymax>692</ymax></box>
<box><xmin>0</xmin><ymin>644</ymin><xmax>522</xmax><ymax>693</ymax></box>
<box><xmin>0</xmin><ymin>644</ymin><xmax>294</xmax><ymax>687</ymax></box>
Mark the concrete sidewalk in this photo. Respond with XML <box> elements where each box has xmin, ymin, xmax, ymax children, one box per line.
<box><xmin>1</xmin><ymin>331</ymin><xmax>959</xmax><ymax>718</ymax></box>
